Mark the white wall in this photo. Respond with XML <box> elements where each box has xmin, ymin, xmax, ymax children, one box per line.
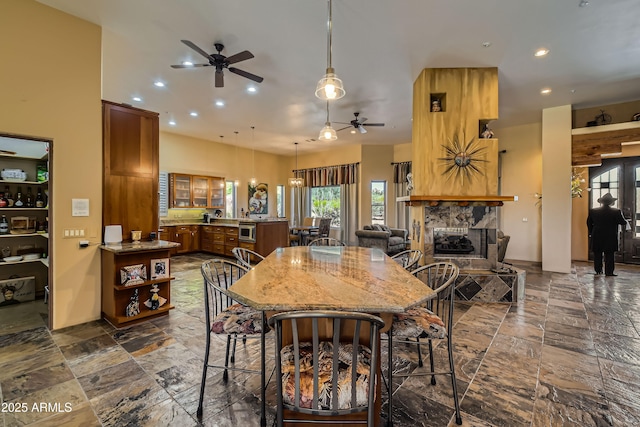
<box><xmin>541</xmin><ymin>105</ymin><xmax>573</xmax><ymax>273</ymax></box>
<box><xmin>499</xmin><ymin>122</ymin><xmax>543</xmax><ymax>262</ymax></box>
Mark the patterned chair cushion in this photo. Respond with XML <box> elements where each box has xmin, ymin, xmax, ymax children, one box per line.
<box><xmin>280</xmin><ymin>341</ymin><xmax>373</xmax><ymax>410</ymax></box>
<box><xmin>211</xmin><ymin>303</ymin><xmax>264</xmax><ymax>335</ymax></box>
<box><xmin>392</xmin><ymin>306</ymin><xmax>447</xmax><ymax>339</ymax></box>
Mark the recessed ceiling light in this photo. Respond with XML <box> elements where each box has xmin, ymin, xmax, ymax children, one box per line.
<box><xmin>132</xmin><ymin>96</ymin><xmax>142</xmax><ymax>102</ymax></box>
<box><xmin>247</xmin><ymin>86</ymin><xmax>257</xmax><ymax>93</ymax></box>
<box><xmin>350</xmin><ymin>130</ymin><xmax>356</xmax><ymax>134</ymax></box>
<box><xmin>482</xmin><ymin>41</ymin><xmax>491</xmax><ymax>48</ymax></box>
<box><xmin>182</xmin><ymin>61</ymin><xmax>193</xmax><ymax>66</ymax></box>
<box><xmin>154</xmin><ymin>81</ymin><xmax>165</xmax><ymax>87</ymax></box>
<box><xmin>190</xmin><ymin>111</ymin><xmax>198</xmax><ymax>117</ymax></box>
<box><xmin>168</xmin><ymin>120</ymin><xmax>176</xmax><ymax>126</ymax></box>
<box><xmin>541</xmin><ymin>88</ymin><xmax>552</xmax><ymax>95</ymax></box>
<box><xmin>534</xmin><ymin>48</ymin><xmax>549</xmax><ymax>57</ymax></box>
<box><xmin>215</xmin><ymin>100</ymin><xmax>225</xmax><ymax>107</ymax></box>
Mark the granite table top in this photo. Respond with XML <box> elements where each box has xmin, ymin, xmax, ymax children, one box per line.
<box><xmin>227</xmin><ymin>246</ymin><xmax>435</xmax><ymax>313</ymax></box>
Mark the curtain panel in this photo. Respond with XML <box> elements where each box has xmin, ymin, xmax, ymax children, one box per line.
<box><xmin>393</xmin><ymin>161</ymin><xmax>412</xmax><ymax>184</ymax></box>
<box><xmin>294</xmin><ymin>162</ymin><xmax>359</xmax><ymax>187</ymax></box>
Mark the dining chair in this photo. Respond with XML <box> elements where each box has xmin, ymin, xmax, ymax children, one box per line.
<box><xmin>390</xmin><ymin>249</ymin><xmax>423</xmax><ymax>271</ymax></box>
<box><xmin>307</xmin><ymin>237</ymin><xmax>346</xmax><ymax>247</ymax></box>
<box><xmin>268</xmin><ymin>310</ymin><xmax>385</xmax><ymax>427</ymax></box>
<box><xmin>386</xmin><ymin>261</ymin><xmax>462</xmax><ymax>425</ymax></box>
<box><xmin>298</xmin><ymin>216</ymin><xmax>319</xmax><ymax>245</ymax></box>
<box><xmin>198</xmin><ymin>259</ymin><xmax>266</xmax><ymax>418</ymax></box>
<box><xmin>232</xmin><ymin>247</ymin><xmax>265</xmax><ymax>269</ymax></box>
<box><xmin>307</xmin><ymin>217</ymin><xmax>331</xmax><ymax>241</ymax></box>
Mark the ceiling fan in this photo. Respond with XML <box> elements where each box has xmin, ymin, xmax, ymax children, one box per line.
<box><xmin>171</xmin><ymin>40</ymin><xmax>264</xmax><ymax>88</ymax></box>
<box><xmin>335</xmin><ymin>112</ymin><xmax>385</xmax><ymax>134</ymax></box>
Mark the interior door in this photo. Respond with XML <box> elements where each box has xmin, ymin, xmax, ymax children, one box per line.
<box><xmin>589</xmin><ymin>157</ymin><xmax>640</xmax><ymax>265</ymax></box>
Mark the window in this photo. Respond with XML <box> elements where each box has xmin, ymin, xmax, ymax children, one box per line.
<box><xmin>371</xmin><ymin>181</ymin><xmax>386</xmax><ymax>225</ymax></box>
<box><xmin>276</xmin><ymin>185</ymin><xmax>285</xmax><ymax>218</ymax></box>
<box><xmin>225</xmin><ymin>181</ymin><xmax>236</xmax><ymax>218</ymax></box>
<box><xmin>311</xmin><ymin>186</ymin><xmax>340</xmax><ymax>227</ymax></box>
<box><xmin>590</xmin><ymin>167</ymin><xmax>620</xmax><ymax>209</ymax></box>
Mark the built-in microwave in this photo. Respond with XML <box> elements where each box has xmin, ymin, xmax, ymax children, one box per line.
<box><xmin>238</xmin><ymin>222</ymin><xmax>256</xmax><ymax>243</ymax></box>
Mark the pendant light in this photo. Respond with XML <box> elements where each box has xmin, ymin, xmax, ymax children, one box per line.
<box><xmin>318</xmin><ymin>101</ymin><xmax>338</xmax><ymax>141</ymax></box>
<box><xmin>288</xmin><ymin>142</ymin><xmax>305</xmax><ymax>187</ymax></box>
<box><xmin>315</xmin><ymin>0</ymin><xmax>345</xmax><ymax>101</ymax></box>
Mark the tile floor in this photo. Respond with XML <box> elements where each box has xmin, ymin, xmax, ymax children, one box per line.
<box><xmin>1</xmin><ymin>253</ymin><xmax>639</xmax><ymax>426</ymax></box>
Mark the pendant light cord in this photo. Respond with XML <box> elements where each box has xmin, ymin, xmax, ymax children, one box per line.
<box><xmin>326</xmin><ymin>0</ymin><xmax>333</xmax><ymax>69</ymax></box>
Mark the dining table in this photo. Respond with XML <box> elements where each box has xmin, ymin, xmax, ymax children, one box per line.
<box><xmin>227</xmin><ymin>245</ymin><xmax>436</xmax><ymax>426</ymax></box>
<box><xmin>289</xmin><ymin>225</ymin><xmax>319</xmax><ymax>245</ymax></box>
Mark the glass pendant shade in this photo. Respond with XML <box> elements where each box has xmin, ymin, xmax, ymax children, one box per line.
<box><xmin>288</xmin><ymin>177</ymin><xmax>304</xmax><ymax>187</ymax></box>
<box><xmin>315</xmin><ymin>68</ymin><xmax>345</xmax><ymax>101</ymax></box>
<box><xmin>289</xmin><ymin>142</ymin><xmax>305</xmax><ymax>187</ymax></box>
<box><xmin>318</xmin><ymin>122</ymin><xmax>338</xmax><ymax>141</ymax></box>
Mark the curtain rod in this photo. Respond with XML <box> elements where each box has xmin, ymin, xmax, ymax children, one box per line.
<box><xmin>294</xmin><ymin>162</ymin><xmax>360</xmax><ymax>172</ymax></box>
<box><xmin>390</xmin><ymin>161</ymin><xmax>412</xmax><ymax>165</ymax></box>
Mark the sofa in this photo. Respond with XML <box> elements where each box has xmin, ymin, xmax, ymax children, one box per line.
<box><xmin>356</xmin><ymin>225</ymin><xmax>409</xmax><ymax>254</ymax></box>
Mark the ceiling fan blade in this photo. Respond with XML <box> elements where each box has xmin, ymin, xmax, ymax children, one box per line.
<box><xmin>225</xmin><ymin>50</ymin><xmax>254</xmax><ymax>64</ymax></box>
<box><xmin>181</xmin><ymin>39</ymin><xmax>215</xmax><ymax>61</ymax></box>
<box><xmin>215</xmin><ymin>71</ymin><xmax>224</xmax><ymax>87</ymax></box>
<box><xmin>170</xmin><ymin>63</ymin><xmax>211</xmax><ymax>69</ymax></box>
<box><xmin>334</xmin><ymin>121</ymin><xmax>353</xmax><ymax>125</ymax></box>
<box><xmin>359</xmin><ymin>117</ymin><xmax>368</xmax><ymax>124</ymax></box>
<box><xmin>358</xmin><ymin>125</ymin><xmax>367</xmax><ymax>134</ymax></box>
<box><xmin>363</xmin><ymin>123</ymin><xmax>385</xmax><ymax>127</ymax></box>
<box><xmin>228</xmin><ymin>67</ymin><xmax>264</xmax><ymax>83</ymax></box>
<box><xmin>336</xmin><ymin>125</ymin><xmax>352</xmax><ymax>132</ymax></box>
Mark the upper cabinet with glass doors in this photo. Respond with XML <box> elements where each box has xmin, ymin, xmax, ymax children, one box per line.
<box><xmin>169</xmin><ymin>173</ymin><xmax>225</xmax><ymax>209</ymax></box>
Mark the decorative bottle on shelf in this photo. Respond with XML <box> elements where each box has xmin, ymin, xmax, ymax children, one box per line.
<box><xmin>35</xmin><ymin>188</ymin><xmax>45</xmax><ymax>208</ymax></box>
<box><xmin>14</xmin><ymin>187</ymin><xmax>23</xmax><ymax>208</ymax></box>
<box><xmin>0</xmin><ymin>193</ymin><xmax>6</xmax><ymax>208</ymax></box>
<box><xmin>0</xmin><ymin>215</ymin><xmax>9</xmax><ymax>234</ymax></box>
<box><xmin>25</xmin><ymin>187</ymin><xmax>34</xmax><ymax>208</ymax></box>
<box><xmin>4</xmin><ymin>186</ymin><xmax>13</xmax><ymax>208</ymax></box>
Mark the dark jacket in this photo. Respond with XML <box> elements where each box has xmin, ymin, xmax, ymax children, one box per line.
<box><xmin>587</xmin><ymin>205</ymin><xmax>628</xmax><ymax>252</ymax></box>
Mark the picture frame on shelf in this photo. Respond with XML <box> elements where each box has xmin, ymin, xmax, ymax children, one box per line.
<box><xmin>120</xmin><ymin>264</ymin><xmax>147</xmax><ymax>286</ymax></box>
<box><xmin>150</xmin><ymin>258</ymin><xmax>169</xmax><ymax>280</ymax></box>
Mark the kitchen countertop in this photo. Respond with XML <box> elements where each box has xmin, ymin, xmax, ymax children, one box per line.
<box><xmin>160</xmin><ymin>218</ymin><xmax>289</xmax><ymax>227</ymax></box>
<box><xmin>99</xmin><ymin>240</ymin><xmax>180</xmax><ymax>254</ymax></box>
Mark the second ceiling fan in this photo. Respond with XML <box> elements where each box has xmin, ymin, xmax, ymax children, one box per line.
<box><xmin>171</xmin><ymin>40</ymin><xmax>264</xmax><ymax>88</ymax></box>
<box><xmin>335</xmin><ymin>112</ymin><xmax>385</xmax><ymax>134</ymax></box>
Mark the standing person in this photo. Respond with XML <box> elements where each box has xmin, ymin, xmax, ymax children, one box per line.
<box><xmin>587</xmin><ymin>193</ymin><xmax>630</xmax><ymax>276</ymax></box>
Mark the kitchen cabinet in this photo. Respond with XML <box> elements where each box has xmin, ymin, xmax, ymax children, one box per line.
<box><xmin>172</xmin><ymin>225</ymin><xmax>199</xmax><ymax>254</ymax></box>
<box><xmin>103</xmin><ymin>101</ymin><xmax>159</xmax><ymax>241</ymax></box>
<box><xmin>255</xmin><ymin>221</ymin><xmax>290</xmax><ymax>257</ymax></box>
<box><xmin>0</xmin><ymin>137</ymin><xmax>50</xmax><ymax>301</ymax></box>
<box><xmin>224</xmin><ymin>226</ymin><xmax>238</xmax><ymax>257</ymax></box>
<box><xmin>169</xmin><ymin>174</ymin><xmax>192</xmax><ymax>208</ymax></box>
<box><xmin>158</xmin><ymin>227</ymin><xmax>178</xmax><ymax>256</ymax></box>
<box><xmin>100</xmin><ymin>242</ymin><xmax>177</xmax><ymax>328</ymax></box>
<box><xmin>169</xmin><ymin>174</ymin><xmax>225</xmax><ymax>209</ymax></box>
<box><xmin>200</xmin><ymin>225</ymin><xmax>237</xmax><ymax>256</ymax></box>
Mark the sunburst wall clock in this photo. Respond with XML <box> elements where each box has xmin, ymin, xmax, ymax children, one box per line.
<box><xmin>439</xmin><ymin>134</ymin><xmax>488</xmax><ymax>184</ymax></box>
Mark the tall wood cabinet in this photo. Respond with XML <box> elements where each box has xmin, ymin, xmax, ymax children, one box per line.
<box><xmin>102</xmin><ymin>101</ymin><xmax>159</xmax><ymax>241</ymax></box>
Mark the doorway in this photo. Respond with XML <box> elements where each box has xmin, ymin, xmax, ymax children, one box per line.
<box><xmin>589</xmin><ymin>157</ymin><xmax>640</xmax><ymax>265</ymax></box>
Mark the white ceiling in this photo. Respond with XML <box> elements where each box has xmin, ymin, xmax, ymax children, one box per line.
<box><xmin>38</xmin><ymin>0</ymin><xmax>640</xmax><ymax>156</ymax></box>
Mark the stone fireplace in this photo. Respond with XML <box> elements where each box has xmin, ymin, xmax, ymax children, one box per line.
<box><xmin>399</xmin><ymin>67</ymin><xmax>524</xmax><ymax>302</ymax></box>
<box><xmin>423</xmin><ymin>204</ymin><xmax>497</xmax><ymax>270</ymax></box>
